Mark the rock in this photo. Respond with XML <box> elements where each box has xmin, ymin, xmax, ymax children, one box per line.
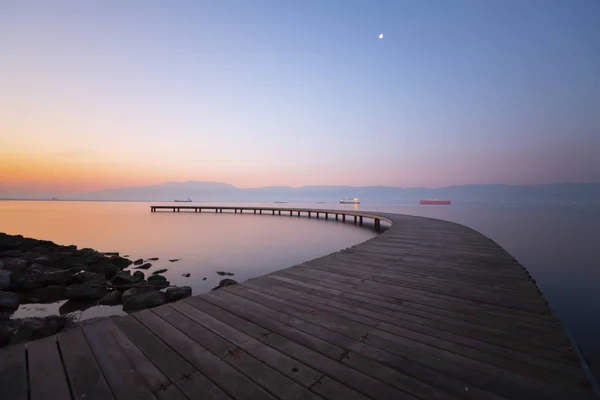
<box><xmin>212</xmin><ymin>278</ymin><xmax>237</xmax><ymax>291</ymax></box>
<box><xmin>112</xmin><ymin>271</ymin><xmax>137</xmax><ymax>287</ymax></box>
<box><xmin>102</xmin><ymin>263</ymin><xmax>120</xmax><ymax>279</ymax></box>
<box><xmin>122</xmin><ymin>287</ymin><xmax>148</xmax><ymax>303</ymax></box>
<box><xmin>152</xmin><ymin>269</ymin><xmax>168</xmax><ymax>275</ymax></box>
<box><xmin>0</xmin><ymin>258</ymin><xmax>26</xmax><ymax>271</ymax></box>
<box><xmin>111</xmin><ymin>256</ymin><xmax>132</xmax><ymax>269</ymax></box>
<box><xmin>65</xmin><ymin>284</ymin><xmax>107</xmax><ymax>300</ymax></box>
<box><xmin>148</xmin><ymin>257</ymin><xmax>159</xmax><ymax>261</ymax></box>
<box><xmin>10</xmin><ymin>265</ymin><xmax>75</xmax><ymax>291</ymax></box>
<box><xmin>59</xmin><ymin>299</ymin><xmax>96</xmax><ymax>315</ymax></box>
<box><xmin>134</xmin><ymin>263</ymin><xmax>152</xmax><ymax>270</ymax></box>
<box><xmin>98</xmin><ymin>290</ymin><xmax>122</xmax><ymax>305</ymax></box>
<box><xmin>168</xmin><ymin>259</ymin><xmax>180</xmax><ymax>263</ymax></box>
<box><xmin>0</xmin><ymin>270</ymin><xmax>10</xmax><ymax>290</ymax></box>
<box><xmin>0</xmin><ymin>259</ymin><xmax>3</xmax><ymax>269</ymax></box>
<box><xmin>133</xmin><ymin>271</ymin><xmax>145</xmax><ymax>281</ymax></box>
<box><xmin>202</xmin><ymin>277</ymin><xmax>206</xmax><ymax>280</ymax></box>
<box><xmin>84</xmin><ymin>253</ymin><xmax>105</xmax><ymax>265</ymax></box>
<box><xmin>73</xmin><ymin>271</ymin><xmax>106</xmax><ymax>285</ymax></box>
<box><xmin>103</xmin><ymin>252</ymin><xmax>119</xmax><ymax>257</ymax></box>
<box><xmin>28</xmin><ymin>285</ymin><xmax>67</xmax><ymax>303</ymax></box>
<box><xmin>165</xmin><ymin>286</ymin><xmax>192</xmax><ymax>302</ymax></box>
<box><xmin>9</xmin><ymin>315</ymin><xmax>70</xmax><ymax>345</ymax></box>
<box><xmin>147</xmin><ymin>275</ymin><xmax>169</xmax><ymax>288</ymax></box>
<box><xmin>182</xmin><ymin>273</ymin><xmax>191</xmax><ymax>278</ymax></box>
<box><xmin>79</xmin><ymin>248</ymin><xmax>97</xmax><ymax>257</ymax></box>
<box><xmin>0</xmin><ymin>291</ymin><xmax>20</xmax><ymax>309</ymax></box>
<box><xmin>216</xmin><ymin>271</ymin><xmax>234</xmax><ymax>276</ymax></box>
<box><xmin>122</xmin><ymin>290</ymin><xmax>165</xmax><ymax>311</ymax></box>
<box><xmin>133</xmin><ymin>258</ymin><xmax>144</xmax><ymax>265</ymax></box>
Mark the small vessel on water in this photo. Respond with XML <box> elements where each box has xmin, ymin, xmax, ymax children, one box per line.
<box><xmin>340</xmin><ymin>198</ymin><xmax>360</xmax><ymax>204</ymax></box>
<box><xmin>420</xmin><ymin>199</ymin><xmax>451</xmax><ymax>205</ymax></box>
<box><xmin>174</xmin><ymin>197</ymin><xmax>192</xmax><ymax>203</ymax></box>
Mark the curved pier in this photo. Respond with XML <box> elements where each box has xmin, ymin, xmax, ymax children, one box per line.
<box><xmin>1</xmin><ymin>207</ymin><xmax>596</xmax><ymax>400</ymax></box>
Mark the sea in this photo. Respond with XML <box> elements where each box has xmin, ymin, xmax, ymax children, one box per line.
<box><xmin>0</xmin><ymin>200</ymin><xmax>599</xmax><ymax>380</ymax></box>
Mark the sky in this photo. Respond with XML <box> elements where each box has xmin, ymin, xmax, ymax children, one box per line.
<box><xmin>1</xmin><ymin>0</ymin><xmax>599</xmax><ymax>193</ymax></box>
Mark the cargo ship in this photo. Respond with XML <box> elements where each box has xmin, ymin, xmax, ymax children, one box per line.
<box><xmin>174</xmin><ymin>197</ymin><xmax>192</xmax><ymax>203</ymax></box>
<box><xmin>340</xmin><ymin>198</ymin><xmax>361</xmax><ymax>204</ymax></box>
<box><xmin>420</xmin><ymin>199</ymin><xmax>451</xmax><ymax>205</ymax></box>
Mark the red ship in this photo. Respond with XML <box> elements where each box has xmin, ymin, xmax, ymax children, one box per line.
<box><xmin>420</xmin><ymin>199</ymin><xmax>451</xmax><ymax>205</ymax></box>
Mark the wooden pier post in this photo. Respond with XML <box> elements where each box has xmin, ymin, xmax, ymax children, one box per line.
<box><xmin>335</xmin><ymin>214</ymin><xmax>338</xmax><ymax>221</ymax></box>
<box><xmin>325</xmin><ymin>213</ymin><xmax>328</xmax><ymax>220</ymax></box>
<box><xmin>308</xmin><ymin>212</ymin><xmax>311</xmax><ymax>218</ymax></box>
<box><xmin>353</xmin><ymin>215</ymin><xmax>357</xmax><ymax>224</ymax></box>
<box><xmin>316</xmin><ymin>212</ymin><xmax>319</xmax><ymax>219</ymax></box>
<box><xmin>359</xmin><ymin>216</ymin><xmax>363</xmax><ymax>226</ymax></box>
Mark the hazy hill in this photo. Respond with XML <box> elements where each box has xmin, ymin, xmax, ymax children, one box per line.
<box><xmin>2</xmin><ymin>181</ymin><xmax>599</xmax><ymax>205</ymax></box>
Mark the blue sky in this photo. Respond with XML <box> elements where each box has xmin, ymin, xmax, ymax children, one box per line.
<box><xmin>1</xmin><ymin>0</ymin><xmax>599</xmax><ymax>191</ymax></box>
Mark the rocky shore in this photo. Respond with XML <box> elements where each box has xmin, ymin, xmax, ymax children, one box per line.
<box><xmin>0</xmin><ymin>232</ymin><xmax>192</xmax><ymax>347</ymax></box>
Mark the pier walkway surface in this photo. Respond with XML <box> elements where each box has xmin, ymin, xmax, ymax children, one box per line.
<box><xmin>1</xmin><ymin>207</ymin><xmax>598</xmax><ymax>399</ymax></box>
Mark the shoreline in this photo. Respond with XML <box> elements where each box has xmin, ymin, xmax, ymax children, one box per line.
<box><xmin>0</xmin><ymin>232</ymin><xmax>192</xmax><ymax>346</ymax></box>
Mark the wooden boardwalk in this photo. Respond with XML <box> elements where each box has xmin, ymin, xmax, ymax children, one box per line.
<box><xmin>2</xmin><ymin>207</ymin><xmax>598</xmax><ymax>400</ymax></box>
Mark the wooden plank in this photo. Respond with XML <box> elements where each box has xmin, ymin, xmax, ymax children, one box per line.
<box><xmin>0</xmin><ymin>344</ymin><xmax>27</xmax><ymax>400</ymax></box>
<box><xmin>152</xmin><ymin>304</ymin><xmax>236</xmax><ymax>358</ymax></box>
<box><xmin>187</xmin><ymin>295</ymin><xmax>346</xmax><ymax>360</ymax></box>
<box><xmin>246</xmin><ymin>279</ymin><xmax>586</xmax><ymax>380</ymax></box>
<box><xmin>174</xmin><ymin>371</ymin><xmax>232</xmax><ymax>400</ymax></box>
<box><xmin>134</xmin><ymin>309</ymin><xmax>276</xmax><ymax>400</ymax></box>
<box><xmin>83</xmin><ymin>321</ymin><xmax>157</xmax><ymax>400</ymax></box>
<box><xmin>28</xmin><ymin>336</ymin><xmax>71</xmax><ymax>400</ymax></box>
<box><xmin>58</xmin><ymin>327</ymin><xmax>115</xmax><ymax>400</ymax></box>
<box><xmin>155</xmin><ymin>384</ymin><xmax>188</xmax><ymax>400</ymax></box>
<box><xmin>209</xmin><ymin>289</ymin><xmax>481</xmax><ymax>400</ymax></box>
<box><xmin>105</xmin><ymin>319</ymin><xmax>171</xmax><ymax>392</ymax></box>
<box><xmin>113</xmin><ymin>315</ymin><xmax>195</xmax><ymax>382</ymax></box>
<box><xmin>310</xmin><ymin>377</ymin><xmax>371</xmax><ymax>400</ymax></box>
<box><xmin>167</xmin><ymin>301</ymin><xmax>323</xmax><ymax>388</ymax></box>
<box><xmin>152</xmin><ymin>303</ymin><xmax>323</xmax><ymax>400</ymax></box>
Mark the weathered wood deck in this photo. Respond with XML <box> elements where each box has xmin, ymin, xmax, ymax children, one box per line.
<box><xmin>1</xmin><ymin>207</ymin><xmax>598</xmax><ymax>400</ymax></box>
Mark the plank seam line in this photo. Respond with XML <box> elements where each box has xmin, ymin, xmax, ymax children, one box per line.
<box><xmin>148</xmin><ymin>306</ymin><xmax>296</xmax><ymax>400</ymax></box>
<box><xmin>56</xmin><ymin>336</ymin><xmax>75</xmax><ymax>400</ymax></box>
<box><xmin>24</xmin><ymin>343</ymin><xmax>31</xmax><ymax>400</ymax></box>
<box><xmin>80</xmin><ymin>327</ymin><xmax>118</xmax><ymax>400</ymax></box>
<box><xmin>216</xmin><ymin>289</ymin><xmax>464</xmax><ymax>399</ymax></box>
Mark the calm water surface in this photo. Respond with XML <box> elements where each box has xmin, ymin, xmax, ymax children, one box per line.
<box><xmin>0</xmin><ymin>201</ymin><xmax>598</xmax><ymax>380</ymax></box>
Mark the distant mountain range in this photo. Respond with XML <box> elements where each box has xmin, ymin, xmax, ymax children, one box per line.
<box><xmin>3</xmin><ymin>181</ymin><xmax>600</xmax><ymax>205</ymax></box>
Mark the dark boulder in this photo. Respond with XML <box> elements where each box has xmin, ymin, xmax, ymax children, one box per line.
<box><xmin>65</xmin><ymin>284</ymin><xmax>107</xmax><ymax>300</ymax></box>
<box><xmin>102</xmin><ymin>252</ymin><xmax>119</xmax><ymax>257</ymax></box>
<box><xmin>0</xmin><ymin>291</ymin><xmax>20</xmax><ymax>309</ymax></box>
<box><xmin>79</xmin><ymin>248</ymin><xmax>97</xmax><ymax>257</ymax></box>
<box><xmin>182</xmin><ymin>273</ymin><xmax>191</xmax><ymax>278</ymax></box>
<box><xmin>212</xmin><ymin>278</ymin><xmax>237</xmax><ymax>291</ymax></box>
<box><xmin>10</xmin><ymin>265</ymin><xmax>75</xmax><ymax>291</ymax></box>
<box><xmin>73</xmin><ymin>271</ymin><xmax>106</xmax><ymax>285</ymax></box>
<box><xmin>133</xmin><ymin>258</ymin><xmax>144</xmax><ymax>265</ymax></box>
<box><xmin>0</xmin><ymin>270</ymin><xmax>10</xmax><ymax>290</ymax></box>
<box><xmin>27</xmin><ymin>285</ymin><xmax>67</xmax><ymax>303</ymax></box>
<box><xmin>122</xmin><ymin>290</ymin><xmax>165</xmax><ymax>311</ymax></box>
<box><xmin>152</xmin><ymin>269</ymin><xmax>168</xmax><ymax>275</ymax></box>
<box><xmin>216</xmin><ymin>271</ymin><xmax>234</xmax><ymax>276</ymax></box>
<box><xmin>8</xmin><ymin>315</ymin><xmax>70</xmax><ymax>345</ymax></box>
<box><xmin>84</xmin><ymin>253</ymin><xmax>105</xmax><ymax>265</ymax></box>
<box><xmin>168</xmin><ymin>259</ymin><xmax>180</xmax><ymax>262</ymax></box>
<box><xmin>133</xmin><ymin>271</ymin><xmax>145</xmax><ymax>281</ymax></box>
<box><xmin>148</xmin><ymin>257</ymin><xmax>159</xmax><ymax>261</ymax></box>
<box><xmin>147</xmin><ymin>274</ymin><xmax>169</xmax><ymax>288</ymax></box>
<box><xmin>165</xmin><ymin>286</ymin><xmax>192</xmax><ymax>302</ymax></box>
<box><xmin>110</xmin><ymin>256</ymin><xmax>132</xmax><ymax>269</ymax></box>
<box><xmin>134</xmin><ymin>263</ymin><xmax>152</xmax><ymax>270</ymax></box>
<box><xmin>98</xmin><ymin>290</ymin><xmax>122</xmax><ymax>305</ymax></box>
<box><xmin>112</xmin><ymin>271</ymin><xmax>137</xmax><ymax>287</ymax></box>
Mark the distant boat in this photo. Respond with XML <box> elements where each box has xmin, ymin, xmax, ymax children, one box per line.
<box><xmin>274</xmin><ymin>201</ymin><xmax>288</xmax><ymax>204</ymax></box>
<box><xmin>340</xmin><ymin>198</ymin><xmax>360</xmax><ymax>204</ymax></box>
<box><xmin>174</xmin><ymin>197</ymin><xmax>192</xmax><ymax>203</ymax></box>
<box><xmin>420</xmin><ymin>199</ymin><xmax>451</xmax><ymax>205</ymax></box>
<box><xmin>51</xmin><ymin>197</ymin><xmax>58</xmax><ymax>201</ymax></box>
